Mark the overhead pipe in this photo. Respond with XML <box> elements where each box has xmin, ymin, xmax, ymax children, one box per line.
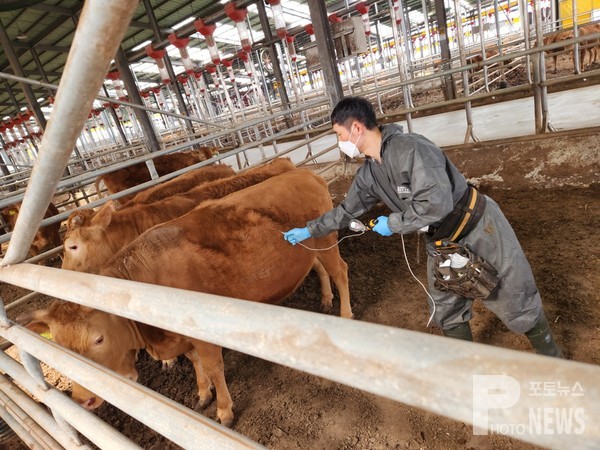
<box><xmin>0</xmin><ymin>71</ymin><xmax>227</xmax><ymax>130</ymax></box>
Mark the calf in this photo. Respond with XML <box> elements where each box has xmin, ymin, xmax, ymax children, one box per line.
<box><xmin>20</xmin><ymin>169</ymin><xmax>351</xmax><ymax>427</ymax></box>
<box><xmin>542</xmin><ymin>30</ymin><xmax>573</xmax><ymax>73</ymax></box>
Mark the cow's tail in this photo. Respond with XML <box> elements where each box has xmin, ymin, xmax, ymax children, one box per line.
<box><xmin>94</xmin><ymin>176</ymin><xmax>105</xmax><ymax>199</ymax></box>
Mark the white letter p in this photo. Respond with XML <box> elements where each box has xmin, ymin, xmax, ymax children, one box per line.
<box><xmin>473</xmin><ymin>375</ymin><xmax>521</xmax><ymax>435</ymax></box>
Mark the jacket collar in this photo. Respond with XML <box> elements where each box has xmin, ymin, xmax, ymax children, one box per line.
<box><xmin>367</xmin><ymin>124</ymin><xmax>404</xmax><ymax>163</ymax></box>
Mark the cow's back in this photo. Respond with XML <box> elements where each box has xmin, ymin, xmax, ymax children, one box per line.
<box><xmin>96</xmin><ymin>152</ymin><xmax>205</xmax><ymax>203</ymax></box>
<box><xmin>128</xmin><ymin>164</ymin><xmax>235</xmax><ymax>205</ymax></box>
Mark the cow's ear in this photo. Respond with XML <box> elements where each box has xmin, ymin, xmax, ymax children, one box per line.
<box><xmin>16</xmin><ymin>310</ymin><xmax>51</xmax><ymax>335</ymax></box>
<box><xmin>2</xmin><ymin>206</ymin><xmax>18</xmax><ymax>217</ymax></box>
<box><xmin>66</xmin><ymin>212</ymin><xmax>85</xmax><ymax>231</ymax></box>
<box><xmin>92</xmin><ymin>201</ymin><xmax>115</xmax><ymax>228</ymax></box>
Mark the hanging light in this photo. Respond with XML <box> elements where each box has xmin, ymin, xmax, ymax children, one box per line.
<box><xmin>304</xmin><ymin>24</ymin><xmax>316</xmax><ymax>42</ymax></box>
<box><xmin>168</xmin><ymin>34</ymin><xmax>195</xmax><ymax>74</ymax></box>
<box><xmin>194</xmin><ymin>19</ymin><xmax>221</xmax><ymax>64</ymax></box>
<box><xmin>224</xmin><ymin>2</ymin><xmax>252</xmax><ymax>53</ymax></box>
<box><xmin>237</xmin><ymin>50</ymin><xmax>253</xmax><ymax>76</ymax></box>
<box><xmin>16</xmin><ymin>25</ymin><xmax>27</xmax><ymax>40</ymax></box>
<box><xmin>145</xmin><ymin>44</ymin><xmax>171</xmax><ymax>84</ymax></box>
<box><xmin>286</xmin><ymin>35</ymin><xmax>297</xmax><ymax>62</ymax></box>
<box><xmin>222</xmin><ymin>58</ymin><xmax>236</xmax><ymax>83</ymax></box>
<box><xmin>266</xmin><ymin>0</ymin><xmax>288</xmax><ymax>39</ymax></box>
<box><xmin>355</xmin><ymin>2</ymin><xmax>371</xmax><ymax>36</ymax></box>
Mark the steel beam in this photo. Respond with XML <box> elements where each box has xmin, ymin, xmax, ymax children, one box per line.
<box><xmin>114</xmin><ymin>47</ymin><xmax>160</xmax><ymax>152</ymax></box>
<box><xmin>3</xmin><ymin>81</ymin><xmax>20</xmax><ymax>111</ymax></box>
<box><xmin>0</xmin><ymin>24</ymin><xmax>46</xmax><ymax>129</ymax></box>
<box><xmin>12</xmin><ymin>42</ymin><xmax>71</xmax><ymax>53</ymax></box>
<box><xmin>434</xmin><ymin>0</ymin><xmax>456</xmax><ymax>100</ymax></box>
<box><xmin>28</xmin><ymin>47</ymin><xmax>54</xmax><ymax>97</ymax></box>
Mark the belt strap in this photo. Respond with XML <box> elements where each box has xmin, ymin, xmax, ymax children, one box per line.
<box><xmin>431</xmin><ymin>185</ymin><xmax>486</xmax><ymax>244</ymax></box>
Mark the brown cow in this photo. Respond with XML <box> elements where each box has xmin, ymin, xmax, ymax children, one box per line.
<box><xmin>579</xmin><ymin>23</ymin><xmax>600</xmax><ymax>69</ymax></box>
<box><xmin>542</xmin><ymin>30</ymin><xmax>573</xmax><ymax>73</ymax></box>
<box><xmin>94</xmin><ymin>150</ymin><xmax>215</xmax><ymax>204</ymax></box>
<box><xmin>126</xmin><ymin>164</ymin><xmax>235</xmax><ymax>205</ymax></box>
<box><xmin>1</xmin><ymin>202</ymin><xmax>61</xmax><ymax>258</ymax></box>
<box><xmin>19</xmin><ymin>169</ymin><xmax>351</xmax><ymax>427</ymax></box>
<box><xmin>63</xmin><ymin>158</ymin><xmax>296</xmax><ymax>273</ymax></box>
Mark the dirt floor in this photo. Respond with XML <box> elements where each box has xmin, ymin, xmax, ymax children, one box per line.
<box><xmin>1</xmin><ymin>52</ymin><xmax>599</xmax><ymax>449</ymax></box>
<box><xmin>1</xmin><ymin>173</ymin><xmax>598</xmax><ymax>450</ymax></box>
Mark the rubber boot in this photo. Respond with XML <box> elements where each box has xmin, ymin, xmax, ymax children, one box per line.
<box><xmin>442</xmin><ymin>322</ymin><xmax>473</xmax><ymax>341</ymax></box>
<box><xmin>525</xmin><ymin>312</ymin><xmax>563</xmax><ymax>358</ymax></box>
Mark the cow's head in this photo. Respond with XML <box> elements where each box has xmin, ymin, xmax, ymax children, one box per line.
<box><xmin>17</xmin><ymin>301</ymin><xmax>143</xmax><ymax>410</ymax></box>
<box><xmin>62</xmin><ymin>202</ymin><xmax>115</xmax><ymax>273</ymax></box>
<box><xmin>1</xmin><ymin>204</ymin><xmax>21</xmax><ymax>228</ymax></box>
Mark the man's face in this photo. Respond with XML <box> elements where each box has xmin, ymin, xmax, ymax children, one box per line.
<box><xmin>332</xmin><ymin>123</ymin><xmax>352</xmax><ymax>142</ymax></box>
<box><xmin>333</xmin><ymin>122</ymin><xmax>360</xmax><ymax>145</ymax></box>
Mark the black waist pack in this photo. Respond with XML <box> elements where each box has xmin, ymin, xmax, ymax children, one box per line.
<box><xmin>431</xmin><ymin>242</ymin><xmax>499</xmax><ymax>300</ymax></box>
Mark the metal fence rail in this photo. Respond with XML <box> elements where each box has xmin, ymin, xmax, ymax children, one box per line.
<box><xmin>0</xmin><ymin>264</ymin><xmax>599</xmax><ymax>449</ymax></box>
<box><xmin>1</xmin><ymin>0</ymin><xmax>599</xmax><ymax>448</ymax></box>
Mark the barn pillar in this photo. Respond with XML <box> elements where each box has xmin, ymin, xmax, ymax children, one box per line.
<box><xmin>433</xmin><ymin>0</ymin><xmax>456</xmax><ymax>100</ymax></box>
<box><xmin>114</xmin><ymin>48</ymin><xmax>161</xmax><ymax>153</ymax></box>
<box><xmin>306</xmin><ymin>0</ymin><xmax>344</xmax><ymax>108</ymax></box>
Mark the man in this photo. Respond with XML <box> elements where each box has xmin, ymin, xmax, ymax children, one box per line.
<box><xmin>283</xmin><ymin>96</ymin><xmax>562</xmax><ymax>358</ymax></box>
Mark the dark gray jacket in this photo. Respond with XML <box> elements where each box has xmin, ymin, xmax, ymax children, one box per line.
<box><xmin>307</xmin><ymin>124</ymin><xmax>469</xmax><ymax>237</ymax></box>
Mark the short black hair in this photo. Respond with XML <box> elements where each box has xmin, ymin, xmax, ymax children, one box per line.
<box><xmin>331</xmin><ymin>97</ymin><xmax>378</xmax><ymax>130</ymax></box>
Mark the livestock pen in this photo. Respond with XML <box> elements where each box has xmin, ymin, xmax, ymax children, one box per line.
<box><xmin>0</xmin><ymin>0</ymin><xmax>599</xmax><ymax>449</ymax></box>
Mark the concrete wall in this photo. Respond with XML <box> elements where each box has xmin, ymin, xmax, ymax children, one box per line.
<box><xmin>443</xmin><ymin>127</ymin><xmax>600</xmax><ymax>189</ymax></box>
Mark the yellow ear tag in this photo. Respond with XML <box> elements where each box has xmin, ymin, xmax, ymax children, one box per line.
<box><xmin>40</xmin><ymin>332</ymin><xmax>53</xmax><ymax>340</ymax></box>
<box><xmin>8</xmin><ymin>210</ymin><xmax>16</xmax><ymax>216</ymax></box>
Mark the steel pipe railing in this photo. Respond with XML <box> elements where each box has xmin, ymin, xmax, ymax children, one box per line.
<box><xmin>0</xmin><ymin>264</ymin><xmax>598</xmax><ymax>449</ymax></box>
<box><xmin>0</xmin><ymin>350</ymin><xmax>139</xmax><ymax>449</ymax></box>
<box><xmin>0</xmin><ymin>375</ymin><xmax>82</xmax><ymax>449</ymax></box>
<box><xmin>0</xmin><ymin>325</ymin><xmax>261</xmax><ymax>449</ymax></box>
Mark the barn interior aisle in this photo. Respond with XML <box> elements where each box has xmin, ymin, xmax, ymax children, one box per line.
<box><xmin>0</xmin><ymin>0</ymin><xmax>599</xmax><ymax>449</ymax></box>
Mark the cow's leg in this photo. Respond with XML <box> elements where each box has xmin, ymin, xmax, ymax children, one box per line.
<box><xmin>311</xmin><ymin>259</ymin><xmax>333</xmax><ymax>314</ymax></box>
<box><xmin>185</xmin><ymin>349</ymin><xmax>213</xmax><ymax>409</ymax></box>
<box><xmin>316</xmin><ymin>246</ymin><xmax>352</xmax><ymax>319</ymax></box>
<box><xmin>191</xmin><ymin>340</ymin><xmax>234</xmax><ymax>427</ymax></box>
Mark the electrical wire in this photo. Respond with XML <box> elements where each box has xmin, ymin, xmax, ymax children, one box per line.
<box><xmin>400</xmin><ymin>234</ymin><xmax>437</xmax><ymax>327</ymax></box>
<box><xmin>280</xmin><ymin>230</ymin><xmax>365</xmax><ymax>251</ymax></box>
<box><xmin>281</xmin><ymin>226</ymin><xmax>437</xmax><ymax>326</ymax></box>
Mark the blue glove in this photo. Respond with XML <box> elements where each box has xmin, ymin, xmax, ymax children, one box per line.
<box><xmin>372</xmin><ymin>216</ymin><xmax>393</xmax><ymax>236</ymax></box>
<box><xmin>284</xmin><ymin>227</ymin><xmax>311</xmax><ymax>245</ymax></box>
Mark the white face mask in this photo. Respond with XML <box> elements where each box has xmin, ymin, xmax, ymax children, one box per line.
<box><xmin>338</xmin><ymin>128</ymin><xmax>361</xmax><ymax>158</ymax></box>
